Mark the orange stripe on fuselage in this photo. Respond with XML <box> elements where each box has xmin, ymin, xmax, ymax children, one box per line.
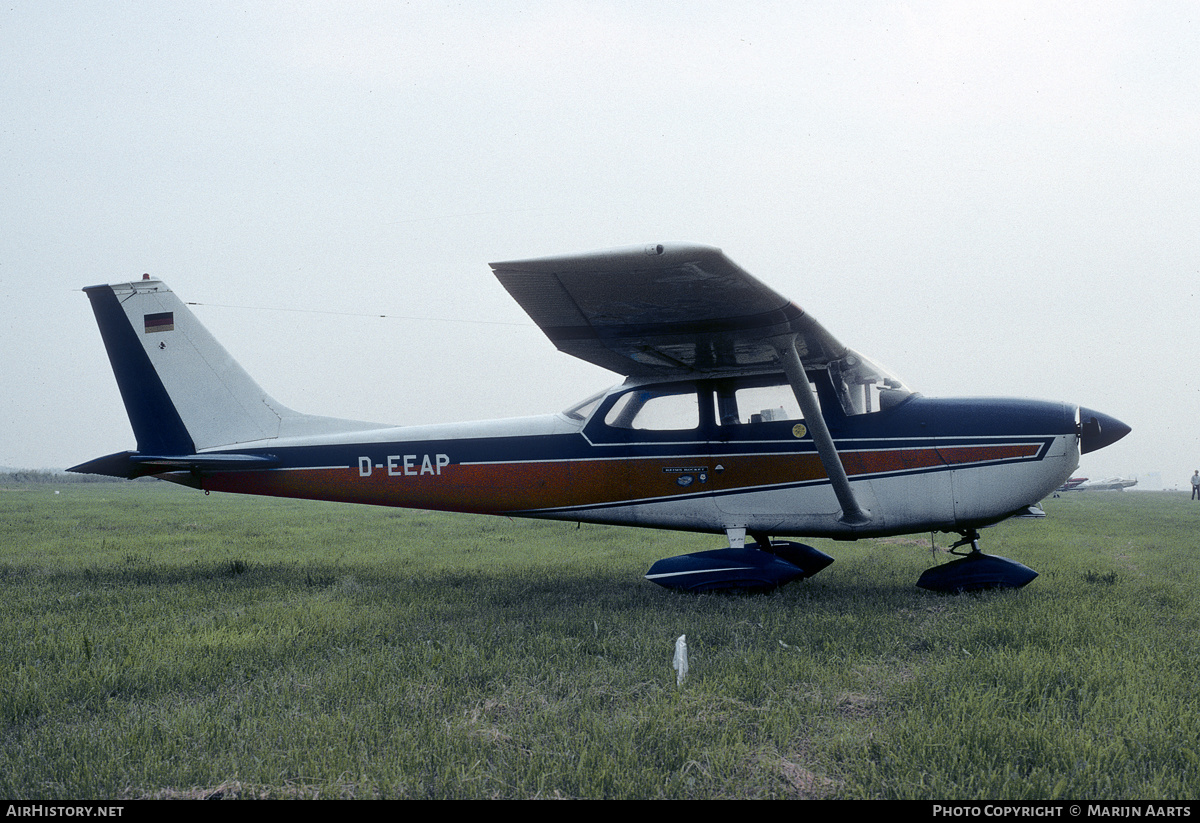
<box><xmin>201</xmin><ymin>442</ymin><xmax>1043</xmax><ymax>513</ymax></box>
<box><xmin>205</xmin><ymin>458</ymin><xmax>709</xmax><ymax>513</ymax></box>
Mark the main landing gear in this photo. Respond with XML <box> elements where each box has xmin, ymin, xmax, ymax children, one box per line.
<box><xmin>644</xmin><ymin>528</ymin><xmax>1037</xmax><ymax>595</ymax></box>
<box><xmin>644</xmin><ymin>534</ymin><xmax>834</xmax><ymax>593</ymax></box>
<box><xmin>915</xmin><ymin>528</ymin><xmax>1038</xmax><ymax>593</ymax></box>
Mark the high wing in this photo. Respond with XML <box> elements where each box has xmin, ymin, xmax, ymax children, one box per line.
<box><xmin>490</xmin><ymin>243</ymin><xmax>847</xmax><ymax>377</ymax></box>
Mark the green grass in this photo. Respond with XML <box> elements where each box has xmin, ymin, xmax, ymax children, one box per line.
<box><xmin>1</xmin><ymin>483</ymin><xmax>1198</xmax><ymax>798</ymax></box>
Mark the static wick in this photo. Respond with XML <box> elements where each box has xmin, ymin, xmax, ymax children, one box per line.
<box><xmin>673</xmin><ymin>634</ymin><xmax>689</xmax><ymax>686</ymax></box>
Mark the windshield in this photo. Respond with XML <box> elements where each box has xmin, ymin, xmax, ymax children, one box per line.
<box><xmin>827</xmin><ymin>349</ymin><xmax>913</xmax><ymax>415</ymax></box>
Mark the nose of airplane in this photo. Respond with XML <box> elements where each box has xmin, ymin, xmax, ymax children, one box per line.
<box><xmin>1078</xmin><ymin>407</ymin><xmax>1132</xmax><ymax>454</ymax></box>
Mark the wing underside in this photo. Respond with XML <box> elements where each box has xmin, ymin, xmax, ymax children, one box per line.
<box><xmin>490</xmin><ymin>243</ymin><xmax>846</xmax><ymax>377</ymax></box>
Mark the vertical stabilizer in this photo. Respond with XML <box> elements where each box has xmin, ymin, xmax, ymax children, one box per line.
<box><xmin>84</xmin><ymin>278</ymin><xmax>364</xmax><ymax>453</ymax></box>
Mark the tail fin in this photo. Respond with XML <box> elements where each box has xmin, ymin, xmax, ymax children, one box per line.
<box><xmin>73</xmin><ymin>277</ymin><xmax>379</xmax><ymax>473</ymax></box>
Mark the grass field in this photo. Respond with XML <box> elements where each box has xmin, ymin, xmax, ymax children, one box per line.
<box><xmin>2</xmin><ymin>481</ymin><xmax>1198</xmax><ymax>799</ymax></box>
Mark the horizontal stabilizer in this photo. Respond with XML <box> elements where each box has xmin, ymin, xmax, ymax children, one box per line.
<box><xmin>68</xmin><ymin>450</ymin><xmax>279</xmax><ymax>479</ymax></box>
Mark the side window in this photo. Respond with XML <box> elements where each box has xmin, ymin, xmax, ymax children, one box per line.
<box><xmin>604</xmin><ymin>387</ymin><xmax>700</xmax><ymax>431</ymax></box>
<box><xmin>715</xmin><ymin>380</ymin><xmax>803</xmax><ymax>426</ymax></box>
<box><xmin>562</xmin><ymin>389</ymin><xmax>607</xmax><ymax>422</ymax></box>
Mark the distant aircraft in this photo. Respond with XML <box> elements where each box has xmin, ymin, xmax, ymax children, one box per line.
<box><xmin>70</xmin><ymin>244</ymin><xmax>1131</xmax><ymax>593</ymax></box>
<box><xmin>1056</xmin><ymin>477</ymin><xmax>1089</xmax><ymax>492</ymax></box>
<box><xmin>1076</xmin><ymin>477</ymin><xmax>1138</xmax><ymax>491</ymax></box>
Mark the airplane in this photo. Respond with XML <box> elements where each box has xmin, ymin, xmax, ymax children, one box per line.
<box><xmin>1076</xmin><ymin>477</ymin><xmax>1138</xmax><ymax>491</ymax></box>
<box><xmin>1056</xmin><ymin>477</ymin><xmax>1089</xmax><ymax>492</ymax></box>
<box><xmin>69</xmin><ymin>243</ymin><xmax>1131</xmax><ymax>594</ymax></box>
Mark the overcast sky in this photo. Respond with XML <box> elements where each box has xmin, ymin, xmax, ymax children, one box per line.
<box><xmin>2</xmin><ymin>2</ymin><xmax>1196</xmax><ymax>489</ymax></box>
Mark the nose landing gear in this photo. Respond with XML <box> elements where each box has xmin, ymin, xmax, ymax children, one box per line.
<box><xmin>916</xmin><ymin>529</ymin><xmax>1038</xmax><ymax>593</ymax></box>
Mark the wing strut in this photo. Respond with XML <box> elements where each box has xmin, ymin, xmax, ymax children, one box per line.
<box><xmin>772</xmin><ymin>335</ymin><xmax>871</xmax><ymax>527</ymax></box>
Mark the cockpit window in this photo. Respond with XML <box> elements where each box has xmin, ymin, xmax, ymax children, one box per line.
<box><xmin>714</xmin><ymin>379</ymin><xmax>803</xmax><ymax>426</ymax></box>
<box><xmin>574</xmin><ymin>356</ymin><xmax>913</xmax><ymax>436</ymax></box>
<box><xmin>603</xmin><ymin>386</ymin><xmax>700</xmax><ymax>431</ymax></box>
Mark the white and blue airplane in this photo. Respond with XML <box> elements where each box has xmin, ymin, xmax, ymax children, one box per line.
<box><xmin>70</xmin><ymin>243</ymin><xmax>1130</xmax><ymax>593</ymax></box>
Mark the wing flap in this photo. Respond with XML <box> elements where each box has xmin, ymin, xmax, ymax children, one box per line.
<box><xmin>491</xmin><ymin>243</ymin><xmax>845</xmax><ymax>376</ymax></box>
